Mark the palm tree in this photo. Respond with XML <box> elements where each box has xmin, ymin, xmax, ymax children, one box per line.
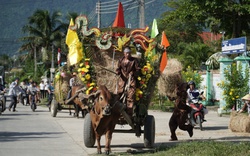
<box><xmin>180</xmin><ymin>42</ymin><xmax>214</xmax><ymax>70</ymax></box>
<box><xmin>19</xmin><ymin>9</ymin><xmax>68</xmax><ymax>79</ymax></box>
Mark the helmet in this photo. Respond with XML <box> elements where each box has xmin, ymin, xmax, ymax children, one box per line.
<box><xmin>188</xmin><ymin>80</ymin><xmax>195</xmax><ymax>86</ymax></box>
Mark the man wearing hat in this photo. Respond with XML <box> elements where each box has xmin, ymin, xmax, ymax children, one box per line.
<box><xmin>239</xmin><ymin>94</ymin><xmax>250</xmax><ymax>116</ymax></box>
<box><xmin>116</xmin><ymin>46</ymin><xmax>141</xmax><ymax>117</ymax></box>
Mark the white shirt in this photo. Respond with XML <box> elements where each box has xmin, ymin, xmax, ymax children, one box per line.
<box><xmin>44</xmin><ymin>83</ymin><xmax>49</xmax><ymax>90</ymax></box>
<box><xmin>27</xmin><ymin>86</ymin><xmax>38</xmax><ymax>95</ymax></box>
<box><xmin>8</xmin><ymin>81</ymin><xmax>23</xmax><ymax>96</ymax></box>
<box><xmin>69</xmin><ymin>77</ymin><xmax>76</xmax><ymax>87</ymax></box>
<box><xmin>39</xmin><ymin>83</ymin><xmax>45</xmax><ymax>90</ymax></box>
<box><xmin>187</xmin><ymin>88</ymin><xmax>200</xmax><ymax>103</ymax></box>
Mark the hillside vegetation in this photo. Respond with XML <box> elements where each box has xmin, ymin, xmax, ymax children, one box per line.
<box><xmin>0</xmin><ymin>0</ymin><xmax>169</xmax><ymax>56</ymax></box>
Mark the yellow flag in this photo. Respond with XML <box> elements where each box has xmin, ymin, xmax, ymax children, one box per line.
<box><xmin>66</xmin><ymin>19</ymin><xmax>83</xmax><ymax>65</ymax></box>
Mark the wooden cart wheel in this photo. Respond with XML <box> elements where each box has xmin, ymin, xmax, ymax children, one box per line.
<box><xmin>143</xmin><ymin>115</ymin><xmax>155</xmax><ymax>148</ymax></box>
<box><xmin>51</xmin><ymin>99</ymin><xmax>58</xmax><ymax>117</ymax></box>
<box><xmin>0</xmin><ymin>102</ymin><xmax>2</xmax><ymax>115</ymax></box>
<box><xmin>83</xmin><ymin>113</ymin><xmax>96</xmax><ymax>147</ymax></box>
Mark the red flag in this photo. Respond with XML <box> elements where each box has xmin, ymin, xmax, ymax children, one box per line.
<box><xmin>160</xmin><ymin>31</ymin><xmax>170</xmax><ymax>73</ymax></box>
<box><xmin>161</xmin><ymin>31</ymin><xmax>170</xmax><ymax>47</ymax></box>
<box><xmin>57</xmin><ymin>48</ymin><xmax>61</xmax><ymax>66</ymax></box>
<box><xmin>112</xmin><ymin>2</ymin><xmax>125</xmax><ymax>27</ymax></box>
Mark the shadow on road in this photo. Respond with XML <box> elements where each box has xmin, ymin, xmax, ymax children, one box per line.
<box><xmin>201</xmin><ymin>126</ymin><xmax>229</xmax><ymax>131</ymax></box>
<box><xmin>0</xmin><ymin>131</ymin><xmax>64</xmax><ymax>142</ymax></box>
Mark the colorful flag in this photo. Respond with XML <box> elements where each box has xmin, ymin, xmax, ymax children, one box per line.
<box><xmin>150</xmin><ymin>19</ymin><xmax>159</xmax><ymax>38</ymax></box>
<box><xmin>112</xmin><ymin>2</ymin><xmax>125</xmax><ymax>27</ymax></box>
<box><xmin>160</xmin><ymin>31</ymin><xmax>170</xmax><ymax>73</ymax></box>
<box><xmin>150</xmin><ymin>19</ymin><xmax>159</xmax><ymax>55</ymax></box>
<box><xmin>66</xmin><ymin>19</ymin><xmax>83</xmax><ymax>65</ymax></box>
<box><xmin>57</xmin><ymin>48</ymin><xmax>61</xmax><ymax>66</ymax></box>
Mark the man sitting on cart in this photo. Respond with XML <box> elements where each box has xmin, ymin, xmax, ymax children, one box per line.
<box><xmin>116</xmin><ymin>46</ymin><xmax>141</xmax><ymax>117</ymax></box>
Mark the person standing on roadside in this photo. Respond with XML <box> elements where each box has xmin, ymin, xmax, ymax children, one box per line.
<box><xmin>39</xmin><ymin>80</ymin><xmax>45</xmax><ymax>99</ymax></box>
<box><xmin>44</xmin><ymin>81</ymin><xmax>49</xmax><ymax>99</ymax></box>
<box><xmin>8</xmin><ymin>78</ymin><xmax>24</xmax><ymax>112</ymax></box>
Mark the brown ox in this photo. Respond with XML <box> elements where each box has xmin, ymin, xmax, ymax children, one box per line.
<box><xmin>70</xmin><ymin>85</ymin><xmax>89</xmax><ymax>118</ymax></box>
<box><xmin>64</xmin><ymin>85</ymin><xmax>89</xmax><ymax>118</ymax></box>
<box><xmin>89</xmin><ymin>85</ymin><xmax>121</xmax><ymax>155</ymax></box>
<box><xmin>169</xmin><ymin>82</ymin><xmax>193</xmax><ymax>141</ymax></box>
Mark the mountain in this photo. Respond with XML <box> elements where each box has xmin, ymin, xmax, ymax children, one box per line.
<box><xmin>0</xmin><ymin>0</ymin><xmax>169</xmax><ymax>56</ymax></box>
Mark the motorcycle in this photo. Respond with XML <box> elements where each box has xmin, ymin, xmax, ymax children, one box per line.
<box><xmin>0</xmin><ymin>91</ymin><xmax>6</xmax><ymax>115</ymax></box>
<box><xmin>30</xmin><ymin>92</ymin><xmax>37</xmax><ymax>112</ymax></box>
<box><xmin>188</xmin><ymin>91</ymin><xmax>208</xmax><ymax>131</ymax></box>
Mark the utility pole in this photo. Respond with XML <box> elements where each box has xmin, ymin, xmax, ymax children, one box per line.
<box><xmin>138</xmin><ymin>0</ymin><xmax>145</xmax><ymax>28</ymax></box>
<box><xmin>96</xmin><ymin>0</ymin><xmax>101</xmax><ymax>28</ymax></box>
<box><xmin>34</xmin><ymin>46</ymin><xmax>37</xmax><ymax>77</ymax></box>
<box><xmin>50</xmin><ymin>45</ymin><xmax>54</xmax><ymax>82</ymax></box>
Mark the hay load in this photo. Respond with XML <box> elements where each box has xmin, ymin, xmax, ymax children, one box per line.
<box><xmin>157</xmin><ymin>58</ymin><xmax>183</xmax><ymax>98</ymax></box>
<box><xmin>54</xmin><ymin>72</ymin><xmax>71</xmax><ymax>103</ymax></box>
<box><xmin>229</xmin><ymin>111</ymin><xmax>250</xmax><ymax>133</ymax></box>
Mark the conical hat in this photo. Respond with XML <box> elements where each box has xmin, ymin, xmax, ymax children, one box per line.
<box><xmin>242</xmin><ymin>94</ymin><xmax>250</xmax><ymax>100</ymax></box>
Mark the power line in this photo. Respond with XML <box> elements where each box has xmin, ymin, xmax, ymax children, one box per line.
<box><xmin>97</xmin><ymin>1</ymin><xmax>138</xmax><ymax>12</ymax></box>
<box><xmin>103</xmin><ymin>0</ymin><xmax>138</xmax><ymax>27</ymax></box>
<box><xmin>100</xmin><ymin>0</ymin><xmax>118</xmax><ymax>4</ymax></box>
<box><xmin>100</xmin><ymin>0</ymin><xmax>134</xmax><ymax>8</ymax></box>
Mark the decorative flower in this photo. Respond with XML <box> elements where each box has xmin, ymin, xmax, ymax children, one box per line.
<box><xmin>77</xmin><ymin>58</ymin><xmax>97</xmax><ymax>95</ymax></box>
<box><xmin>60</xmin><ymin>72</ymin><xmax>66</xmax><ymax>77</ymax></box>
<box><xmin>55</xmin><ymin>74</ymin><xmax>60</xmax><ymax>80</ymax></box>
<box><xmin>85</xmin><ymin>74</ymin><xmax>91</xmax><ymax>80</ymax></box>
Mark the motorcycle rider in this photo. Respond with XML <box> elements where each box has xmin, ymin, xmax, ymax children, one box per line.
<box><xmin>186</xmin><ymin>80</ymin><xmax>207</xmax><ymax>122</ymax></box>
<box><xmin>46</xmin><ymin>81</ymin><xmax>54</xmax><ymax>109</ymax></box>
<box><xmin>27</xmin><ymin>81</ymin><xmax>39</xmax><ymax>104</ymax></box>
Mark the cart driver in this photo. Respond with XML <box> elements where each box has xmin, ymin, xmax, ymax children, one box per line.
<box><xmin>116</xmin><ymin>46</ymin><xmax>141</xmax><ymax>117</ymax></box>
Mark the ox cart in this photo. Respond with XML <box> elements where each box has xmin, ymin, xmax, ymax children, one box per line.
<box><xmin>63</xmin><ymin>16</ymin><xmax>165</xmax><ymax>149</ymax></box>
<box><xmin>50</xmin><ymin>71</ymin><xmax>89</xmax><ymax>118</ymax></box>
<box><xmin>59</xmin><ymin>15</ymin><xmax>165</xmax><ymax>150</ymax></box>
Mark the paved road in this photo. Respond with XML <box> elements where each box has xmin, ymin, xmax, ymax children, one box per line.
<box><xmin>1</xmin><ymin>102</ymin><xmax>250</xmax><ymax>156</ymax></box>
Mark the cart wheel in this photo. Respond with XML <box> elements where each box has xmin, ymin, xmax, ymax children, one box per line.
<box><xmin>82</xmin><ymin>109</ymin><xmax>88</xmax><ymax>118</ymax></box>
<box><xmin>144</xmin><ymin>115</ymin><xmax>155</xmax><ymax>148</ymax></box>
<box><xmin>0</xmin><ymin>101</ymin><xmax>3</xmax><ymax>115</ymax></box>
<box><xmin>51</xmin><ymin>99</ymin><xmax>58</xmax><ymax>117</ymax></box>
<box><xmin>83</xmin><ymin>113</ymin><xmax>96</xmax><ymax>147</ymax></box>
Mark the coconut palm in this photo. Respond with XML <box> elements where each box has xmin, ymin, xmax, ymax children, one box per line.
<box><xmin>19</xmin><ymin>9</ymin><xmax>68</xmax><ymax>79</ymax></box>
<box><xmin>20</xmin><ymin>9</ymin><xmax>67</xmax><ymax>61</ymax></box>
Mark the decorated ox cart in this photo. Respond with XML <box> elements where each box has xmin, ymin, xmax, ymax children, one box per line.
<box><xmin>50</xmin><ymin>68</ymin><xmax>89</xmax><ymax>118</ymax></box>
<box><xmin>52</xmin><ymin>13</ymin><xmax>167</xmax><ymax>150</ymax></box>
<box><xmin>68</xmin><ymin>15</ymin><xmax>166</xmax><ymax>148</ymax></box>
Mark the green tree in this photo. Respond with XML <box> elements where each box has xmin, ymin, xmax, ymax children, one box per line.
<box><xmin>217</xmin><ymin>62</ymin><xmax>249</xmax><ymax>110</ymax></box>
<box><xmin>19</xmin><ymin>9</ymin><xmax>67</xmax><ymax>80</ymax></box>
<box><xmin>162</xmin><ymin>0</ymin><xmax>250</xmax><ymax>38</ymax></box>
<box><xmin>182</xmin><ymin>66</ymin><xmax>203</xmax><ymax>88</ymax></box>
<box><xmin>176</xmin><ymin>42</ymin><xmax>214</xmax><ymax>70</ymax></box>
<box><xmin>0</xmin><ymin>54</ymin><xmax>13</xmax><ymax>71</ymax></box>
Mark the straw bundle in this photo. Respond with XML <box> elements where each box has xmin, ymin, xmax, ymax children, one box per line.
<box><xmin>54</xmin><ymin>73</ymin><xmax>71</xmax><ymax>103</ymax></box>
<box><xmin>92</xmin><ymin>50</ymin><xmax>121</xmax><ymax>92</ymax></box>
<box><xmin>157</xmin><ymin>59</ymin><xmax>183</xmax><ymax>98</ymax></box>
<box><xmin>229</xmin><ymin>111</ymin><xmax>250</xmax><ymax>133</ymax></box>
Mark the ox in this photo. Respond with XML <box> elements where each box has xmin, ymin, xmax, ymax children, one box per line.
<box><xmin>169</xmin><ymin>82</ymin><xmax>193</xmax><ymax>141</ymax></box>
<box><xmin>89</xmin><ymin>85</ymin><xmax>121</xmax><ymax>155</ymax></box>
<box><xmin>64</xmin><ymin>85</ymin><xmax>89</xmax><ymax>118</ymax></box>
